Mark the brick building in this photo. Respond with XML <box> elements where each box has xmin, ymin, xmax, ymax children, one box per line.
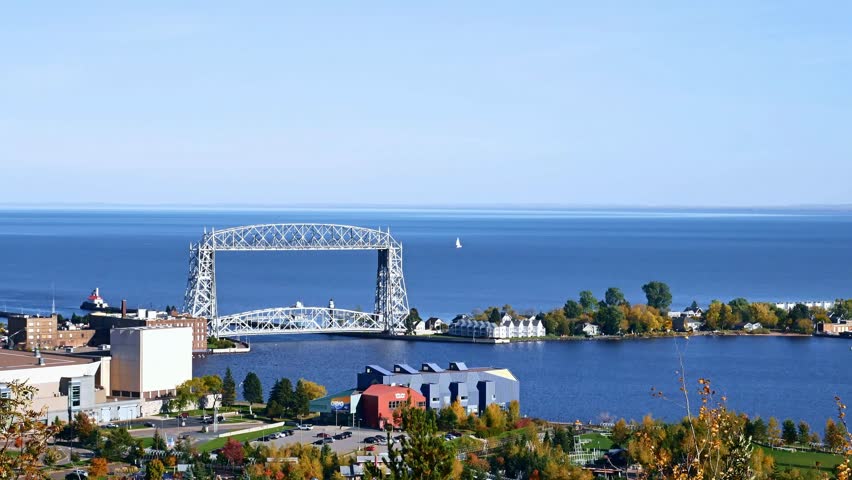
<box><xmin>88</xmin><ymin>311</ymin><xmax>208</xmax><ymax>352</ymax></box>
<box><xmin>7</xmin><ymin>315</ymin><xmax>96</xmax><ymax>350</ymax></box>
<box><xmin>360</xmin><ymin>384</ymin><xmax>426</xmax><ymax>430</ymax></box>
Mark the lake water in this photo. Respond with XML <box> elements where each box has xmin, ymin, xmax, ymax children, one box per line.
<box><xmin>0</xmin><ymin>208</ymin><xmax>850</xmax><ymax>429</ymax></box>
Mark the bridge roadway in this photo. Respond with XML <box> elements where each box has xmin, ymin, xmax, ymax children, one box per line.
<box><xmin>211</xmin><ymin>305</ymin><xmax>385</xmax><ymax>337</ymax></box>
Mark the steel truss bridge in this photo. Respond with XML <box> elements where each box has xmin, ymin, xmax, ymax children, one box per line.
<box><xmin>183</xmin><ymin>224</ymin><xmax>409</xmax><ymax>337</ymax></box>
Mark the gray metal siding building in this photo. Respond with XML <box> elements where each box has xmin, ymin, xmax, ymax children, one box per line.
<box><xmin>356</xmin><ymin>362</ymin><xmax>519</xmax><ymax>415</ymax></box>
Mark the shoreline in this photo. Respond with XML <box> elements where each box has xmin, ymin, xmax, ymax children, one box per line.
<box><xmin>328</xmin><ymin>330</ymin><xmax>820</xmax><ymax>345</ymax></box>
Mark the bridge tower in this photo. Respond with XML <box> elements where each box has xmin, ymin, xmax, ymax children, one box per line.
<box><xmin>183</xmin><ymin>224</ymin><xmax>410</xmax><ymax>336</ymax></box>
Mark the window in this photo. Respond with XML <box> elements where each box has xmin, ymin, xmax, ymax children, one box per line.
<box><xmin>417</xmin><ymin>401</ymin><xmax>426</xmax><ymax>407</ymax></box>
<box><xmin>70</xmin><ymin>384</ymin><xmax>81</xmax><ymax>407</ymax></box>
<box><xmin>432</xmin><ymin>397</ymin><xmax>439</xmax><ymax>402</ymax></box>
<box><xmin>388</xmin><ymin>400</ymin><xmax>403</xmax><ymax>409</ymax></box>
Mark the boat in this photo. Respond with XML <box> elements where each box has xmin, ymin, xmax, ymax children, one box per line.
<box><xmin>80</xmin><ymin>287</ymin><xmax>110</xmax><ymax>311</ymax></box>
<box><xmin>455</xmin><ymin>237</ymin><xmax>462</xmax><ymax>249</ymax></box>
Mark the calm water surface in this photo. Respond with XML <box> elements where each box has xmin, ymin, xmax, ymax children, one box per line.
<box><xmin>0</xmin><ymin>209</ymin><xmax>850</xmax><ymax>429</ymax></box>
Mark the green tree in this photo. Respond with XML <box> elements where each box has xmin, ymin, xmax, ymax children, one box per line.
<box><xmin>563</xmin><ymin>300</ymin><xmax>583</xmax><ymax>319</ymax></box>
<box><xmin>152</xmin><ymin>429</ymin><xmax>167</xmax><ymax>451</ymax></box>
<box><xmin>366</xmin><ymin>404</ymin><xmax>455</xmax><ymax>479</ymax></box>
<box><xmin>781</xmin><ymin>419</ymin><xmax>798</xmax><ymax>445</ymax></box>
<box><xmin>488</xmin><ymin>308</ymin><xmax>503</xmax><ymax>323</ymax></box>
<box><xmin>642</xmin><ymin>281</ymin><xmax>672</xmax><ymax>311</ymax></box>
<box><xmin>405</xmin><ymin>307</ymin><xmax>422</xmax><ymax>334</ymax></box>
<box><xmin>222</xmin><ymin>367</ymin><xmax>237</xmax><ymax>407</ymax></box>
<box><xmin>746</xmin><ymin>417</ymin><xmax>768</xmax><ymax>443</ymax></box>
<box><xmin>437</xmin><ymin>406</ymin><xmax>458</xmax><ymax>431</ymax></box>
<box><xmin>598</xmin><ymin>305</ymin><xmax>625</xmax><ymax>335</ymax></box>
<box><xmin>797</xmin><ymin>421</ymin><xmax>811</xmax><ymax>445</ymax></box>
<box><xmin>103</xmin><ymin>427</ymin><xmax>141</xmax><ymax>462</ymax></box>
<box><xmin>146</xmin><ymin>458</ymin><xmax>166</xmax><ymax>480</ymax></box>
<box><xmin>789</xmin><ymin>303</ymin><xmax>810</xmax><ymax>321</ymax></box>
<box><xmin>242</xmin><ymin>372</ymin><xmax>263</xmax><ymax>412</ymax></box>
<box><xmin>293</xmin><ymin>379</ymin><xmax>312</xmax><ymax>417</ymax></box>
<box><xmin>579</xmin><ymin>290</ymin><xmax>598</xmax><ymax>313</ymax></box>
<box><xmin>605</xmin><ymin>287</ymin><xmax>627</xmax><ymax>306</ymax></box>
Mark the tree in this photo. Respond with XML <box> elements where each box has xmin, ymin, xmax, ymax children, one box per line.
<box><xmin>103</xmin><ymin>427</ymin><xmax>141</xmax><ymax>462</ymax></box>
<box><xmin>642</xmin><ymin>281</ymin><xmax>672</xmax><ymax>311</ymax></box>
<box><xmin>728</xmin><ymin>298</ymin><xmax>751</xmax><ymax>322</ymax></box>
<box><xmin>89</xmin><ymin>457</ymin><xmax>109</xmax><ymax>478</ymax></box>
<box><xmin>145</xmin><ymin>458</ymin><xmax>166</xmax><ymax>480</ymax></box>
<box><xmin>367</xmin><ymin>404</ymin><xmax>455</xmax><ymax>479</ymax></box>
<box><xmin>222</xmin><ymin>438</ymin><xmax>245</xmax><ymax>465</ymax></box>
<box><xmin>598</xmin><ymin>305</ymin><xmax>625</xmax><ymax>335</ymax></box>
<box><xmin>824</xmin><ymin>418</ymin><xmax>846</xmax><ymax>452</ymax></box>
<box><xmin>293</xmin><ymin>379</ymin><xmax>312</xmax><ymax>417</ymax></box>
<box><xmin>604</xmin><ymin>287</ymin><xmax>627</xmax><ymax>307</ymax></box>
<box><xmin>267</xmin><ymin>378</ymin><xmax>292</xmax><ymax>419</ymax></box>
<box><xmin>0</xmin><ymin>379</ymin><xmax>60</xmax><ymax>479</ymax></box>
<box><xmin>782</xmin><ymin>419</ymin><xmax>798</xmax><ymax>445</ymax></box>
<box><xmin>152</xmin><ymin>429</ymin><xmax>167</xmax><ymax>451</ymax></box>
<box><xmin>488</xmin><ymin>308</ymin><xmax>503</xmax><ymax>324</ymax></box>
<box><xmin>794</xmin><ymin>318</ymin><xmax>814</xmax><ymax>334</ymax></box>
<box><xmin>749</xmin><ymin>303</ymin><xmax>779</xmax><ymax>329</ymax></box>
<box><xmin>405</xmin><ymin>308</ymin><xmax>423</xmax><ymax>334</ymax></box>
<box><xmin>563</xmin><ymin>300</ymin><xmax>583</xmax><ymax>319</ymax></box>
<box><xmin>579</xmin><ymin>291</ymin><xmax>598</xmax><ymax>313</ymax></box>
<box><xmin>298</xmin><ymin>379</ymin><xmax>327</xmax><ymax>400</ymax></box>
<box><xmin>242</xmin><ymin>372</ymin><xmax>263</xmax><ymax>412</ymax></box>
<box><xmin>797</xmin><ymin>421</ymin><xmax>811</xmax><ymax>445</ymax></box>
<box><xmin>746</xmin><ymin>417</ymin><xmax>768</xmax><ymax>443</ymax></box>
<box><xmin>611</xmin><ymin>418</ymin><xmax>630</xmax><ymax>446</ymax></box>
<box><xmin>767</xmin><ymin>417</ymin><xmax>781</xmax><ymax>446</ymax></box>
<box><xmin>222</xmin><ymin>367</ymin><xmax>237</xmax><ymax>407</ymax></box>
<box><xmin>789</xmin><ymin>303</ymin><xmax>810</xmax><ymax>321</ymax></box>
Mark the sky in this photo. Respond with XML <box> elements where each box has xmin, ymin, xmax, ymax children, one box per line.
<box><xmin>2</xmin><ymin>2</ymin><xmax>851</xmax><ymax>208</ymax></box>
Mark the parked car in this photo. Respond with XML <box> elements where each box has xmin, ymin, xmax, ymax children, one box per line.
<box><xmin>364</xmin><ymin>436</ymin><xmax>378</xmax><ymax>444</ymax></box>
<box><xmin>322</xmin><ymin>437</ymin><xmax>334</xmax><ymax>444</ymax></box>
<box><xmin>144</xmin><ymin>422</ymin><xmax>157</xmax><ymax>428</ymax></box>
<box><xmin>297</xmin><ymin>424</ymin><xmax>314</xmax><ymax>431</ymax></box>
<box><xmin>340</xmin><ymin>431</ymin><xmax>352</xmax><ymax>439</ymax></box>
<box><xmin>365</xmin><ymin>445</ymin><xmax>377</xmax><ymax>452</ymax></box>
<box><xmin>312</xmin><ymin>439</ymin><xmax>324</xmax><ymax>446</ymax></box>
<box><xmin>316</xmin><ymin>432</ymin><xmax>331</xmax><ymax>438</ymax></box>
<box><xmin>103</xmin><ymin>423</ymin><xmax>119</xmax><ymax>429</ymax></box>
<box><xmin>66</xmin><ymin>472</ymin><xmax>88</xmax><ymax>480</ymax></box>
<box><xmin>217</xmin><ymin>415</ymin><xmax>225</xmax><ymax>422</ymax></box>
<box><xmin>280</xmin><ymin>429</ymin><xmax>294</xmax><ymax>437</ymax></box>
<box><xmin>200</xmin><ymin>415</ymin><xmax>212</xmax><ymax>421</ymax></box>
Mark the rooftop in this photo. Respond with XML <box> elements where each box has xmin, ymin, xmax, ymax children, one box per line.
<box><xmin>0</xmin><ymin>349</ymin><xmax>97</xmax><ymax>372</ymax></box>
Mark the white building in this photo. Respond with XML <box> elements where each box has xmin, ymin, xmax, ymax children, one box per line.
<box><xmin>447</xmin><ymin>315</ymin><xmax>545</xmax><ymax>339</ymax></box>
<box><xmin>110</xmin><ymin>326</ymin><xmax>192</xmax><ymax>399</ymax></box>
<box><xmin>742</xmin><ymin>322</ymin><xmax>763</xmax><ymax>332</ymax></box>
<box><xmin>0</xmin><ymin>349</ymin><xmax>141</xmax><ymax>424</ymax></box>
<box><xmin>775</xmin><ymin>301</ymin><xmax>835</xmax><ymax>311</ymax></box>
<box><xmin>582</xmin><ymin>323</ymin><xmax>600</xmax><ymax>336</ymax></box>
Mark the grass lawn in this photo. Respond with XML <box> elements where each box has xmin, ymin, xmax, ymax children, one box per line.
<box><xmin>138</xmin><ymin>437</ymin><xmax>155</xmax><ymax>448</ymax></box>
<box><xmin>762</xmin><ymin>447</ymin><xmax>843</xmax><ymax>473</ymax></box>
<box><xmin>579</xmin><ymin>433</ymin><xmax>614</xmax><ymax>451</ymax></box>
<box><xmin>198</xmin><ymin>426</ymin><xmax>286</xmax><ymax>452</ymax></box>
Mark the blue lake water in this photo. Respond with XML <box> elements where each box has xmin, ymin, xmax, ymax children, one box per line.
<box><xmin>0</xmin><ymin>208</ymin><xmax>850</xmax><ymax>429</ymax></box>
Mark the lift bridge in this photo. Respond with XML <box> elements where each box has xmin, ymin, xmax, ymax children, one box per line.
<box><xmin>183</xmin><ymin>224</ymin><xmax>409</xmax><ymax>338</ymax></box>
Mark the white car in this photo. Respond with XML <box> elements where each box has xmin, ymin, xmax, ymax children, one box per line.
<box><xmin>297</xmin><ymin>424</ymin><xmax>314</xmax><ymax>431</ymax></box>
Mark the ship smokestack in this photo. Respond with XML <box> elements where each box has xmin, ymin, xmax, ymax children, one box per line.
<box><xmin>121</xmin><ymin>299</ymin><xmax>127</xmax><ymax>318</ymax></box>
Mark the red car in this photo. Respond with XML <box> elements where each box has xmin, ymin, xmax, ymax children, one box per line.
<box><xmin>316</xmin><ymin>433</ymin><xmax>331</xmax><ymax>438</ymax></box>
<box><xmin>365</xmin><ymin>445</ymin><xmax>377</xmax><ymax>452</ymax></box>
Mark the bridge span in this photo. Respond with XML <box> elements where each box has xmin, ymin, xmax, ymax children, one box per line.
<box><xmin>183</xmin><ymin>223</ymin><xmax>409</xmax><ymax>337</ymax></box>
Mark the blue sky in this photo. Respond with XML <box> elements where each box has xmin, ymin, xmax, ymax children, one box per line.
<box><xmin>2</xmin><ymin>2</ymin><xmax>851</xmax><ymax>207</ymax></box>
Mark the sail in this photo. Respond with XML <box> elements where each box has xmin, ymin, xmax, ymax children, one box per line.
<box><xmin>455</xmin><ymin>237</ymin><xmax>462</xmax><ymax>248</ymax></box>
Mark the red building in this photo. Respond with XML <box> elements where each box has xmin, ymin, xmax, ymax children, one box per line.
<box><xmin>360</xmin><ymin>384</ymin><xmax>426</xmax><ymax>429</ymax></box>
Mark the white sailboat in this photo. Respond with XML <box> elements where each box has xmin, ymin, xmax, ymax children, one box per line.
<box><xmin>455</xmin><ymin>237</ymin><xmax>462</xmax><ymax>249</ymax></box>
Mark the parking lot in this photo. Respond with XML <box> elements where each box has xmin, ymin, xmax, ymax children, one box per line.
<box><xmin>254</xmin><ymin>425</ymin><xmax>402</xmax><ymax>455</ymax></box>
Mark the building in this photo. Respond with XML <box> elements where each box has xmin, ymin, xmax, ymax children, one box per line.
<box><xmin>672</xmin><ymin>317</ymin><xmax>704</xmax><ymax>332</ymax></box>
<box><xmin>775</xmin><ymin>301</ymin><xmax>836</xmax><ymax>311</ymax></box>
<box><xmin>742</xmin><ymin>322</ymin><xmax>763</xmax><ymax>332</ymax></box>
<box><xmin>89</xmin><ymin>309</ymin><xmax>208</xmax><ymax>352</ymax></box>
<box><xmin>110</xmin><ymin>326</ymin><xmax>192</xmax><ymax>399</ymax></box>
<box><xmin>7</xmin><ymin>314</ymin><xmax>96</xmax><ymax>350</ymax></box>
<box><xmin>0</xmin><ymin>349</ymin><xmax>141</xmax><ymax>424</ymax></box>
<box><xmin>448</xmin><ymin>315</ymin><xmax>545</xmax><ymax>339</ymax></box>
<box><xmin>360</xmin><ymin>384</ymin><xmax>426</xmax><ymax>429</ymax></box>
<box><xmin>582</xmin><ymin>323</ymin><xmax>600</xmax><ymax>336</ymax></box>
<box><xmin>412</xmin><ymin>317</ymin><xmax>446</xmax><ymax>335</ymax></box>
<box><xmin>357</xmin><ymin>362</ymin><xmax>519</xmax><ymax>416</ymax></box>
<box><xmin>819</xmin><ymin>320</ymin><xmax>852</xmax><ymax>335</ymax></box>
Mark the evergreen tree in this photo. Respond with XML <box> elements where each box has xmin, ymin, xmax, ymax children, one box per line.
<box><xmin>366</xmin><ymin>404</ymin><xmax>455</xmax><ymax>479</ymax></box>
<box><xmin>797</xmin><ymin>421</ymin><xmax>811</xmax><ymax>445</ymax></box>
<box><xmin>277</xmin><ymin>378</ymin><xmax>294</xmax><ymax>416</ymax></box>
<box><xmin>488</xmin><ymin>308</ymin><xmax>503</xmax><ymax>323</ymax></box>
<box><xmin>152</xmin><ymin>429</ymin><xmax>167</xmax><ymax>451</ymax></box>
<box><xmin>241</xmin><ymin>372</ymin><xmax>263</xmax><ymax>412</ymax></box>
<box><xmin>293</xmin><ymin>379</ymin><xmax>311</xmax><ymax>417</ymax></box>
<box><xmin>222</xmin><ymin>367</ymin><xmax>236</xmax><ymax>407</ymax></box>
<box><xmin>781</xmin><ymin>419</ymin><xmax>797</xmax><ymax>444</ymax></box>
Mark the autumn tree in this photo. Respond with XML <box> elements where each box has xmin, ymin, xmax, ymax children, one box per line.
<box><xmin>797</xmin><ymin>421</ymin><xmax>811</xmax><ymax>445</ymax></box>
<box><xmin>767</xmin><ymin>417</ymin><xmax>782</xmax><ymax>446</ymax></box>
<box><xmin>145</xmin><ymin>458</ymin><xmax>166</xmax><ymax>480</ymax></box>
<box><xmin>825</xmin><ymin>418</ymin><xmax>847</xmax><ymax>452</ymax></box>
<box><xmin>222</xmin><ymin>438</ymin><xmax>245</xmax><ymax>465</ymax></box>
<box><xmin>611</xmin><ymin>418</ymin><xmax>630</xmax><ymax>446</ymax></box>
<box><xmin>298</xmin><ymin>378</ymin><xmax>327</xmax><ymax>400</ymax></box>
<box><xmin>89</xmin><ymin>457</ymin><xmax>109</xmax><ymax>479</ymax></box>
<box><xmin>0</xmin><ymin>379</ymin><xmax>60</xmax><ymax>480</ymax></box>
